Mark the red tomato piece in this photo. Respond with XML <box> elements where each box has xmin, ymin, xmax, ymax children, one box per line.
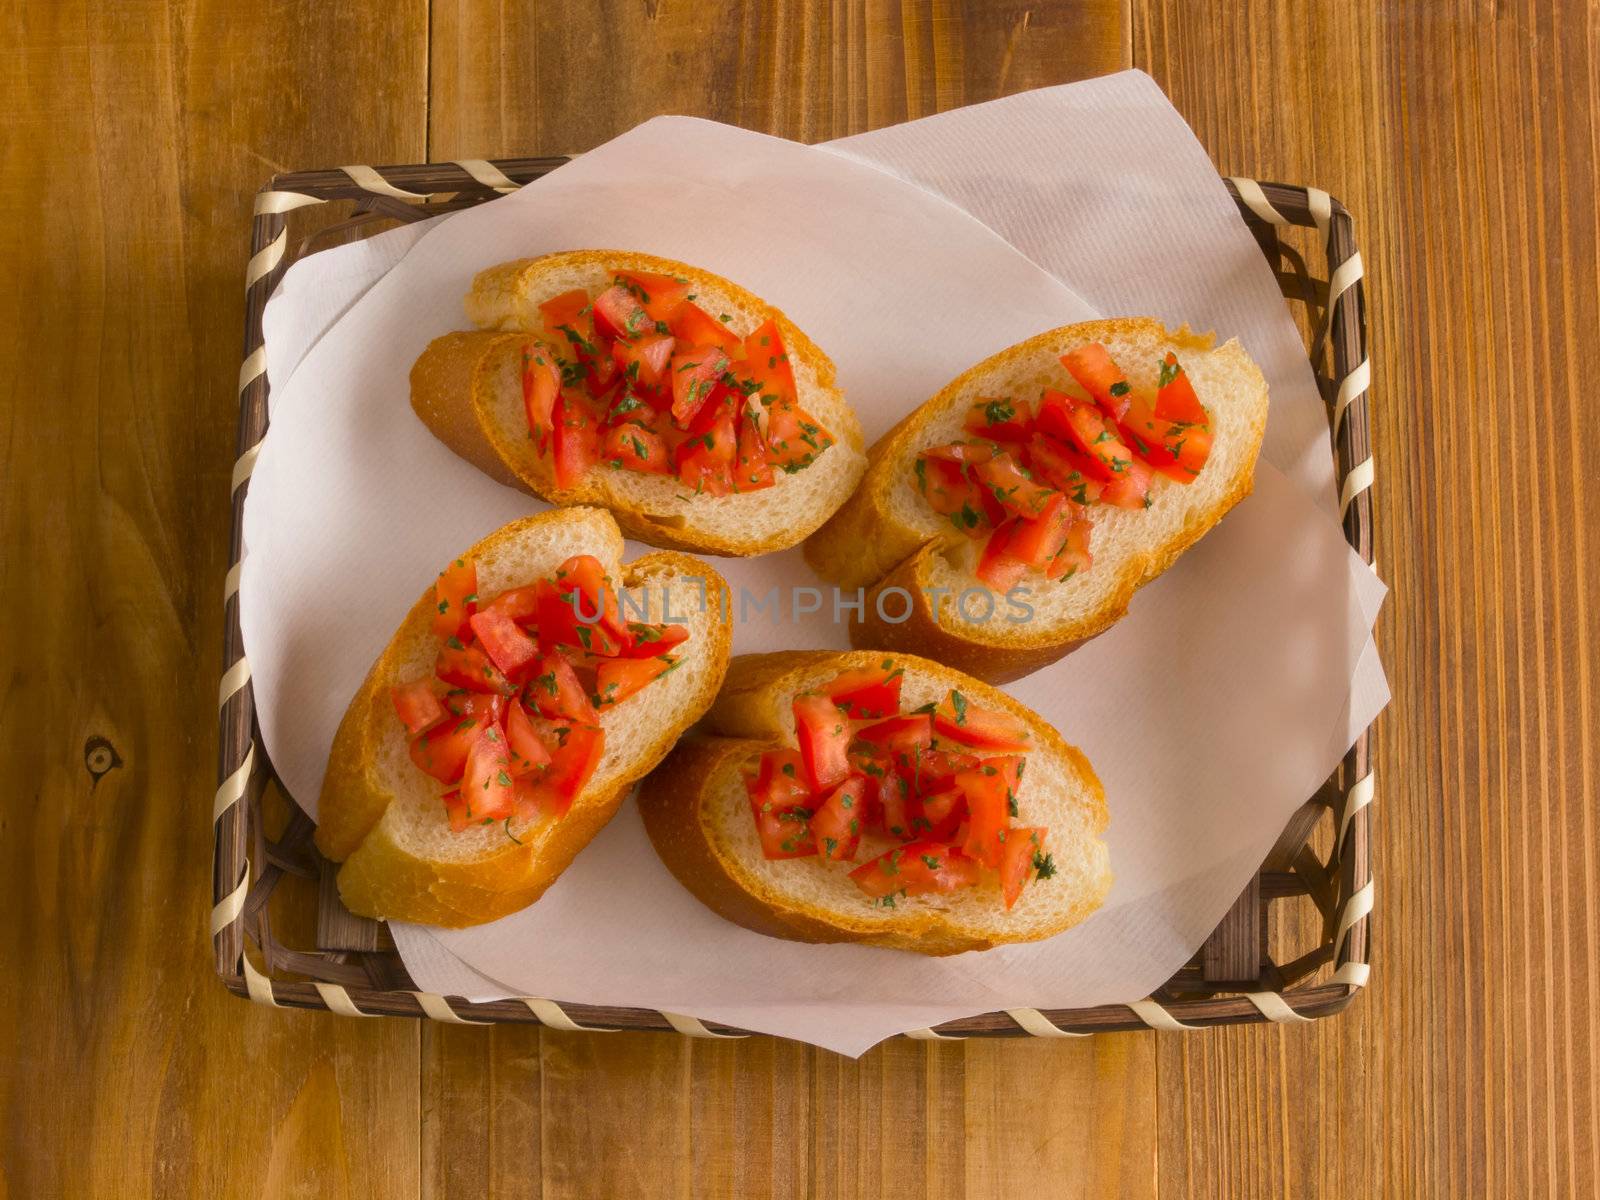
<box><xmin>761</xmin><ymin>401</ymin><xmax>834</xmax><ymax>471</ymax></box>
<box><xmin>820</xmin><ymin>666</ymin><xmax>904</xmax><ymax>719</ymax></box>
<box><xmin>583</xmin><ymin>348</ymin><xmax>619</xmax><ymax>399</ymax></box>
<box><xmin>1046</xmin><ymin>517</ymin><xmax>1093</xmax><ymax>580</ymax></box>
<box><xmin>408</xmin><ymin>714</ymin><xmax>482</xmax><ymax>783</ymax></box>
<box><xmin>1003</xmin><ymin>494</ymin><xmax>1074</xmax><ymax>566</ymax></box>
<box><xmin>1098</xmin><ymin>455</ymin><xmax>1154</xmax><ymax>509</ymax></box>
<box><xmin>555</xmin><ymin>554</ymin><xmax>630</xmax><ymax>647</ymax></box>
<box><xmin>1024</xmin><ymin>433</ymin><xmax>1104</xmax><ymax>506</ymax></box>
<box><xmin>675</xmin><ymin>402</ymin><xmax>737</xmax><ymax>497</ymax></box>
<box><xmin>670</xmin><ymin>346</ymin><xmax>730</xmax><ymax>428</ymax></box>
<box><xmin>616</xmin><ymin>270</ymin><xmax>690</xmax><ymax>323</ymax></box>
<box><xmin>877</xmin><ymin>770</ymin><xmax>916</xmax><ymax>841</ymax></box>
<box><xmin>391</xmin><ymin>680</ymin><xmax>445</xmax><ymax>735</ymax></box>
<box><xmin>956</xmin><ymin>756</ymin><xmax>1021</xmax><ymax>869</ymax></box>
<box><xmin>435</xmin><ymin>639</ymin><xmax>515</xmax><ymax>696</ymax></box>
<box><xmin>431</xmin><ymin>557</ymin><xmax>478</xmax><ymax>640</ymax></box>
<box><xmin>592</xmin><ymin>284</ymin><xmax>654</xmax><ymax>342</ymax></box>
<box><xmin>442</xmin><ymin>788</ymin><xmax>470</xmax><ymax>833</ymax></box>
<box><xmin>594</xmin><ymin>655</ymin><xmax>673</xmax><ymax>708</ymax></box>
<box><xmin>443</xmin><ymin>691</ymin><xmax>506</xmax><ymax>722</ymax></box>
<box><xmin>849</xmin><ymin>841</ymin><xmax>981</xmax><ymax>900</ymax></box>
<box><xmin>922</xmin><ymin>441</ymin><xmax>998</xmax><ymax>466</ymax></box>
<box><xmin>611</xmin><ymin>332</ymin><xmax>676</xmax><ymax>391</ymax></box>
<box><xmin>503</xmin><ymin>700</ymin><xmax>552</xmax><ymax>777</ymax></box>
<box><xmin>521</xmin><ymin>723</ymin><xmax>604</xmax><ymax>819</ymax></box>
<box><xmin>793</xmin><ymin>693</ymin><xmax>851</xmax><ymax>793</ymax></box>
<box><xmin>669</xmin><ymin>301</ymin><xmax>742</xmax><ymax>353</ymax></box>
<box><xmin>461</xmin><ymin>722</ymin><xmax>516</xmax><ymax>822</ymax></box>
<box><xmin>734</xmin><ymin>406</ymin><xmax>775</xmax><ymax>491</ymax></box>
<box><xmin>915</xmin><ymin>454</ymin><xmax>987</xmax><ymax>534</ymax></box>
<box><xmin>895</xmin><ymin>746</ymin><xmax>980</xmax><ymax>797</ymax></box>
<box><xmin>539</xmin><ymin>289</ymin><xmax>594</xmax><ymax>349</ymax></box>
<box><xmin>526</xmin><ymin>649</ymin><xmax>600</xmax><ymax>724</ymax></box>
<box><xmin>933</xmin><ymin>690</ymin><xmax>1031</xmax><ymax>751</ymax></box>
<box><xmin>964</xmin><ymin>397</ymin><xmax>1033</xmax><ymax>442</ymax></box>
<box><xmin>1042</xmin><ymin>391</ymin><xmax>1137</xmax><ymax>482</ymax></box>
<box><xmin>522</xmin><ymin>343</ymin><xmax>561</xmax><ymax>452</ymax></box>
<box><xmin>617</xmin><ymin>623</ymin><xmax>689</xmax><ymax>658</ymax></box>
<box><xmin>535</xmin><ymin>576</ymin><xmax>624</xmax><ymax>658</ymax></box>
<box><xmin>552</xmin><ymin>392</ymin><xmax>600</xmax><ymax>489</ymax></box>
<box><xmin>854</xmin><ymin>713</ymin><xmax>934</xmax><ymax>754</ymax></box>
<box><xmin>483</xmin><ymin>584</ymin><xmax>540</xmax><ymax>626</ymax></box>
<box><xmin>1155</xmin><ymin>352</ymin><xmax>1208</xmax><ymax>425</ymax></box>
<box><xmin>746</xmin><ymin>749</ymin><xmax>818</xmax><ymax>859</ymax></box>
<box><xmin>738</xmin><ymin>319</ymin><xmax>797</xmax><ymax>405</ymax></box>
<box><xmin>468</xmin><ymin>608</ymin><xmax>539</xmax><ymax>679</ymax></box>
<box><xmin>1061</xmin><ymin>342</ymin><xmax>1134</xmax><ymax>421</ymax></box>
<box><xmin>973</xmin><ymin>451</ymin><xmax>1058</xmax><ymax>519</ymax></box>
<box><xmin>602</xmin><ymin>421</ymin><xmax>671</xmax><ymax>474</ymax></box>
<box><xmin>914</xmin><ymin>787</ymin><xmax>967</xmax><ymax>842</ymax></box>
<box><xmin>1000</xmin><ymin>826</ymin><xmax>1049</xmax><ymax>910</ymax></box>
<box><xmin>1120</xmin><ymin>389</ymin><xmax>1211</xmax><ymax>483</ymax></box>
<box><xmin>811</xmin><ymin>776</ymin><xmax>867</xmax><ymax>861</ymax></box>
<box><xmin>976</xmin><ymin>525</ymin><xmax>1030</xmax><ymax>590</ymax></box>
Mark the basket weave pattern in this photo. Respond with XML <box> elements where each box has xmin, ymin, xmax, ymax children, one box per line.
<box><xmin>213</xmin><ymin>160</ymin><xmax>1374</xmax><ymax>1038</ymax></box>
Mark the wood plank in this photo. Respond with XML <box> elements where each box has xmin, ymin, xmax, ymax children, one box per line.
<box><xmin>419</xmin><ymin>6</ymin><xmax>1145</xmax><ymax>1199</ymax></box>
<box><xmin>1139</xmin><ymin>0</ymin><xmax>1600</xmax><ymax>1196</ymax></box>
<box><xmin>0</xmin><ymin>1</ymin><xmax>429</xmax><ymax>1197</ymax></box>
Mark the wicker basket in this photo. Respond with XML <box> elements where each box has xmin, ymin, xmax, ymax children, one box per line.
<box><xmin>212</xmin><ymin>159</ymin><xmax>1374</xmax><ymax>1038</ymax></box>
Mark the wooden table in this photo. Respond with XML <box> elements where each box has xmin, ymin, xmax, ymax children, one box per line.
<box><xmin>4</xmin><ymin>2</ymin><xmax>1595</xmax><ymax>1196</ymax></box>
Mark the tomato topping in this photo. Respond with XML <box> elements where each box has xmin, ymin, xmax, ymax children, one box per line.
<box><xmin>762</xmin><ymin>401</ymin><xmax>834</xmax><ymax>471</ymax></box>
<box><xmin>595</xmin><ymin>655</ymin><xmax>674</xmax><ymax>708</ymax></box>
<box><xmin>522</xmin><ymin>724</ymin><xmax>604</xmax><ymax>819</ymax></box>
<box><xmin>914</xmin><ymin>787</ymin><xmax>966</xmax><ymax>843</ymax></box>
<box><xmin>849</xmin><ymin>841</ymin><xmax>981</xmax><ymax>900</ymax></box>
<box><xmin>733</xmin><ymin>408</ymin><xmax>775</xmax><ymax>491</ymax></box>
<box><xmin>555</xmin><ymin>555</ymin><xmax>629</xmax><ymax>646</ymax></box>
<box><xmin>877</xmin><ymin>771</ymin><xmax>915</xmax><ymax>841</ymax></box>
<box><xmin>592</xmin><ymin>284</ymin><xmax>654</xmax><ymax>342</ymax></box>
<box><xmin>615</xmin><ymin>270</ymin><xmax>690</xmax><ymax>323</ymax></box>
<box><xmin>539</xmin><ymin>289</ymin><xmax>594</xmax><ymax>352</ymax></box>
<box><xmin>552</xmin><ymin>392</ymin><xmax>599</xmax><ymax>488</ymax></box>
<box><xmin>526</xmin><ymin>649</ymin><xmax>600</xmax><ymax>723</ymax></box>
<box><xmin>444</xmin><ymin>691</ymin><xmax>506</xmax><ymax>722</ymax></box>
<box><xmin>932</xmin><ymin>690</ymin><xmax>1030</xmax><ymax>751</ymax></box>
<box><xmin>1000</xmin><ymin>826</ymin><xmax>1048</xmax><ymax>910</ymax></box>
<box><xmin>535</xmin><ymin>576</ymin><xmax>624</xmax><ymax>658</ymax></box>
<box><xmin>1047</xmin><ymin>518</ymin><xmax>1093</xmax><ymax>580</ymax></box>
<box><xmin>468</xmin><ymin>609</ymin><xmax>539</xmax><ymax>679</ymax></box>
<box><xmin>965</xmin><ymin>397</ymin><xmax>1033</xmax><ymax>442</ymax></box>
<box><xmin>1044</xmin><ymin>391</ymin><xmax>1137</xmax><ymax>482</ymax></box>
<box><xmin>409</xmin><ymin>715</ymin><xmax>482</xmax><ymax>783</ymax></box>
<box><xmin>442</xmin><ymin>789</ymin><xmax>471</xmax><ymax>833</ymax></box>
<box><xmin>793</xmin><ymin>693</ymin><xmax>851</xmax><ymax>793</ymax></box>
<box><xmin>1002</xmin><ymin>494</ymin><xmax>1074</xmax><ymax>566</ymax></box>
<box><xmin>973</xmin><ymin>451</ymin><xmax>1058</xmax><ymax>520</ymax></box>
<box><xmin>431</xmin><ymin>557</ymin><xmax>478</xmax><ymax>640</ymax></box>
<box><xmin>739</xmin><ymin>319</ymin><xmax>797</xmax><ymax>404</ymax></box>
<box><xmin>1155</xmin><ymin>352</ymin><xmax>1208</xmax><ymax>425</ymax></box>
<box><xmin>820</xmin><ymin>665</ymin><xmax>904</xmax><ymax>719</ymax></box>
<box><xmin>915</xmin><ymin>454</ymin><xmax>986</xmax><ymax>528</ymax></box>
<box><xmin>957</xmin><ymin>757</ymin><xmax>1021</xmax><ymax>868</ymax></box>
<box><xmin>391</xmin><ymin>680</ymin><xmax>445</xmax><ymax>735</ymax></box>
<box><xmin>1025</xmin><ymin>434</ymin><xmax>1104</xmax><ymax>506</ymax></box>
<box><xmin>503</xmin><ymin>700</ymin><xmax>552</xmax><ymax>776</ymax></box>
<box><xmin>895</xmin><ymin>746</ymin><xmax>979</xmax><ymax>797</ymax></box>
<box><xmin>670</xmin><ymin>301</ymin><xmax>742</xmax><ymax>354</ymax></box>
<box><xmin>603</xmin><ymin>421</ymin><xmax>670</xmax><ymax>474</ymax></box>
<box><xmin>922</xmin><ymin>441</ymin><xmax>998</xmax><ymax>466</ymax></box>
<box><xmin>976</xmin><ymin>526</ymin><xmax>1029</xmax><ymax>591</ymax></box>
<box><xmin>746</xmin><ymin>749</ymin><xmax>818</xmax><ymax>859</ymax></box>
<box><xmin>670</xmin><ymin>346</ymin><xmax>730</xmax><ymax>427</ymax></box>
<box><xmin>522</xmin><ymin>343</ymin><xmax>560</xmax><ymax>452</ymax></box>
<box><xmin>482</xmin><ymin>584</ymin><xmax>540</xmax><ymax>625</ymax></box>
<box><xmin>1098</xmin><ymin>455</ymin><xmax>1153</xmax><ymax>509</ymax></box>
<box><xmin>435</xmin><ymin>639</ymin><xmax>515</xmax><ymax>696</ymax></box>
<box><xmin>854</xmin><ymin>713</ymin><xmax>934</xmax><ymax>754</ymax></box>
<box><xmin>461</xmin><ymin>723</ymin><xmax>516</xmax><ymax>822</ymax></box>
<box><xmin>617</xmin><ymin>622</ymin><xmax>689</xmax><ymax>658</ymax></box>
<box><xmin>811</xmin><ymin>776</ymin><xmax>866</xmax><ymax>861</ymax></box>
<box><xmin>675</xmin><ymin>402</ymin><xmax>737</xmax><ymax>496</ymax></box>
<box><xmin>611</xmin><ymin>332</ymin><xmax>676</xmax><ymax>392</ymax></box>
<box><xmin>1061</xmin><ymin>343</ymin><xmax>1134</xmax><ymax>422</ymax></box>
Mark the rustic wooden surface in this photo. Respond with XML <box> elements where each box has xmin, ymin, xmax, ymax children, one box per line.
<box><xmin>2</xmin><ymin>1</ymin><xmax>1594</xmax><ymax>1196</ymax></box>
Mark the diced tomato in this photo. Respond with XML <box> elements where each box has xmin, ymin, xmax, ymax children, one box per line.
<box><xmin>616</xmin><ymin>270</ymin><xmax>690</xmax><ymax>323</ymax></box>
<box><xmin>1047</xmin><ymin>518</ymin><xmax>1093</xmax><ymax>580</ymax></box>
<box><xmin>1043</xmin><ymin>391</ymin><xmax>1137</xmax><ymax>483</ymax></box>
<box><xmin>595</xmin><ymin>655</ymin><xmax>673</xmax><ymax>708</ymax></box>
<box><xmin>965</xmin><ymin>397</ymin><xmax>1033</xmax><ymax>443</ymax></box>
<box><xmin>933</xmin><ymin>690</ymin><xmax>1031</xmax><ymax>751</ymax></box>
<box><xmin>820</xmin><ymin>665</ymin><xmax>903</xmax><ymax>719</ymax></box>
<box><xmin>552</xmin><ymin>392</ymin><xmax>600</xmax><ymax>489</ymax></box>
<box><xmin>539</xmin><ymin>289</ymin><xmax>594</xmax><ymax>351</ymax></box>
<box><xmin>976</xmin><ymin>525</ymin><xmax>1029</xmax><ymax>590</ymax></box>
<box><xmin>443</xmin><ymin>691</ymin><xmax>506</xmax><ymax>722</ymax></box>
<box><xmin>956</xmin><ymin>756</ymin><xmax>1021</xmax><ymax>869</ymax></box>
<box><xmin>1061</xmin><ymin>343</ymin><xmax>1134</xmax><ymax>421</ymax></box>
<box><xmin>482</xmin><ymin>584</ymin><xmax>540</xmax><ymax>626</ymax></box>
<box><xmin>675</xmin><ymin>402</ymin><xmax>736</xmax><ymax>497</ymax></box>
<box><xmin>669</xmin><ymin>301</ymin><xmax>742</xmax><ymax>353</ymax></box>
<box><xmin>1000</xmin><ymin>826</ymin><xmax>1048</xmax><ymax>910</ymax></box>
<box><xmin>973</xmin><ymin>451</ymin><xmax>1058</xmax><ymax>519</ymax></box>
<box><xmin>431</xmin><ymin>557</ymin><xmax>478</xmax><ymax>640</ymax></box>
<box><xmin>461</xmin><ymin>723</ymin><xmax>516</xmax><ymax>822</ymax></box>
<box><xmin>617</xmin><ymin>623</ymin><xmax>689</xmax><ymax>658</ymax></box>
<box><xmin>390</xmin><ymin>680</ymin><xmax>445</xmax><ymax>735</ymax></box>
<box><xmin>762</xmin><ymin>401</ymin><xmax>833</xmax><ymax>471</ymax></box>
<box><xmin>1003</xmin><ymin>494</ymin><xmax>1074</xmax><ymax>566</ymax></box>
<box><xmin>611</xmin><ymin>332</ymin><xmax>676</xmax><ymax>391</ymax></box>
<box><xmin>849</xmin><ymin>841</ymin><xmax>981</xmax><ymax>900</ymax></box>
<box><xmin>408</xmin><ymin>715</ymin><xmax>482</xmax><ymax>783</ymax></box>
<box><xmin>794</xmin><ymin>693</ymin><xmax>851</xmax><ymax>793</ymax></box>
<box><xmin>738</xmin><ymin>319</ymin><xmax>797</xmax><ymax>404</ymax></box>
<box><xmin>592</xmin><ymin>284</ymin><xmax>654</xmax><ymax>342</ymax></box>
<box><xmin>555</xmin><ymin>554</ymin><xmax>630</xmax><ymax>647</ymax></box>
<box><xmin>526</xmin><ymin>649</ymin><xmax>600</xmax><ymax>724</ymax></box>
<box><xmin>1155</xmin><ymin>352</ymin><xmax>1208</xmax><ymax>425</ymax></box>
<box><xmin>811</xmin><ymin>776</ymin><xmax>866</xmax><ymax>861</ymax></box>
<box><xmin>1024</xmin><ymin>433</ymin><xmax>1104</xmax><ymax>506</ymax></box>
<box><xmin>583</xmin><ymin>349</ymin><xmax>619</xmax><ymax>399</ymax></box>
<box><xmin>1121</xmin><ymin>375</ymin><xmax>1211</xmax><ymax>482</ymax></box>
<box><xmin>854</xmin><ymin>713</ymin><xmax>934</xmax><ymax>754</ymax></box>
<box><xmin>670</xmin><ymin>346</ymin><xmax>730</xmax><ymax>428</ymax></box>
<box><xmin>521</xmin><ymin>723</ymin><xmax>604</xmax><ymax>819</ymax></box>
<box><xmin>746</xmin><ymin>750</ymin><xmax>817</xmax><ymax>859</ymax></box>
<box><xmin>468</xmin><ymin>609</ymin><xmax>539</xmax><ymax>679</ymax></box>
<box><xmin>442</xmin><ymin>788</ymin><xmax>470</xmax><ymax>833</ymax></box>
<box><xmin>895</xmin><ymin>746</ymin><xmax>980</xmax><ymax>796</ymax></box>
<box><xmin>733</xmin><ymin>406</ymin><xmax>775</xmax><ymax>491</ymax></box>
<box><xmin>1098</xmin><ymin>455</ymin><xmax>1153</xmax><ymax>509</ymax></box>
<box><xmin>522</xmin><ymin>343</ymin><xmax>561</xmax><ymax>452</ymax></box>
<box><xmin>877</xmin><ymin>770</ymin><xmax>915</xmax><ymax>841</ymax></box>
<box><xmin>914</xmin><ymin>787</ymin><xmax>966</xmax><ymax>842</ymax></box>
<box><xmin>435</xmin><ymin>639</ymin><xmax>515</xmax><ymax>696</ymax></box>
<box><xmin>922</xmin><ymin>441</ymin><xmax>998</xmax><ymax>466</ymax></box>
<box><xmin>535</xmin><ymin>575</ymin><xmax>624</xmax><ymax>658</ymax></box>
<box><xmin>503</xmin><ymin>700</ymin><xmax>552</xmax><ymax>776</ymax></box>
<box><xmin>603</xmin><ymin>421</ymin><xmax>670</xmax><ymax>474</ymax></box>
<box><xmin>915</xmin><ymin>455</ymin><xmax>986</xmax><ymax>530</ymax></box>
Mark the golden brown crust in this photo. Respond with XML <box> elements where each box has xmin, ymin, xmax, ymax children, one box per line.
<box><xmin>804</xmin><ymin>319</ymin><xmax>1266</xmax><ymax>682</ymax></box>
<box><xmin>313</xmin><ymin>507</ymin><xmax>733</xmax><ymax>928</ymax></box>
<box><xmin>413</xmin><ymin>250</ymin><xmax>864</xmax><ymax>557</ymax></box>
<box><xmin>638</xmin><ymin>650</ymin><xmax>1111</xmax><ymax>955</ymax></box>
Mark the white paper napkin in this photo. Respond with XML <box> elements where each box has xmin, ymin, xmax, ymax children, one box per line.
<box><xmin>243</xmin><ymin>72</ymin><xmax>1387</xmax><ymax>1055</ymax></box>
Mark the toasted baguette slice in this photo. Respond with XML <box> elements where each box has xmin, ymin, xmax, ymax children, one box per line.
<box><xmin>804</xmin><ymin>319</ymin><xmax>1268</xmax><ymax>682</ymax></box>
<box><xmin>412</xmin><ymin>249</ymin><xmax>867</xmax><ymax>557</ymax></box>
<box><xmin>314</xmin><ymin>506</ymin><xmax>732</xmax><ymax>927</ymax></box>
<box><xmin>637</xmin><ymin>651</ymin><xmax>1111</xmax><ymax>955</ymax></box>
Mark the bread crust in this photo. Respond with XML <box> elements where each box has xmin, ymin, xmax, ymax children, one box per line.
<box><xmin>638</xmin><ymin>650</ymin><xmax>1111</xmax><ymax>955</ymax></box>
<box><xmin>314</xmin><ymin>508</ymin><xmax>733</xmax><ymax>928</ymax></box>
<box><xmin>804</xmin><ymin>319</ymin><xmax>1267</xmax><ymax>682</ymax></box>
<box><xmin>412</xmin><ymin>249</ymin><xmax>865</xmax><ymax>557</ymax></box>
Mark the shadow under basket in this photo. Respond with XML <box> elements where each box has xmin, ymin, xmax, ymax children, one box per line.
<box><xmin>213</xmin><ymin>160</ymin><xmax>1376</xmax><ymax>1039</ymax></box>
